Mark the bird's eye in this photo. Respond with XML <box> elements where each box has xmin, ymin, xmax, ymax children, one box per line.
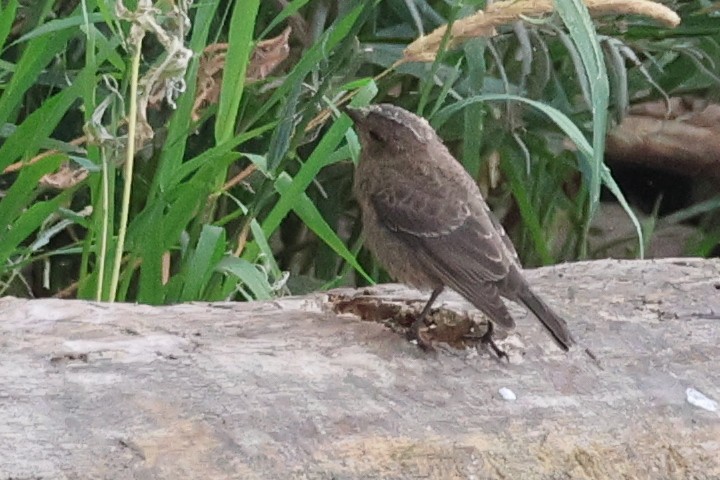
<box><xmin>368</xmin><ymin>129</ymin><xmax>384</xmax><ymax>143</ymax></box>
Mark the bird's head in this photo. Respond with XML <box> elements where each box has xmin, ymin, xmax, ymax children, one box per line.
<box><xmin>345</xmin><ymin>104</ymin><xmax>436</xmax><ymax>158</ymax></box>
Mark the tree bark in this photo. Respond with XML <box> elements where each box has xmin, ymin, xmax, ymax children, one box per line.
<box><xmin>1</xmin><ymin>258</ymin><xmax>719</xmax><ymax>479</ymax></box>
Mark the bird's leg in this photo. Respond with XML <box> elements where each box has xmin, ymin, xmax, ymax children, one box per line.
<box><xmin>480</xmin><ymin>321</ymin><xmax>508</xmax><ymax>360</ymax></box>
<box><xmin>408</xmin><ymin>286</ymin><xmax>444</xmax><ymax>350</ymax></box>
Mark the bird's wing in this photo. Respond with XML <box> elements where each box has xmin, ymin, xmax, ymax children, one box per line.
<box><xmin>369</xmin><ymin>180</ymin><xmax>470</xmax><ymax>237</ymax></box>
<box><xmin>414</xmin><ymin>217</ymin><xmax>516</xmax><ymax>329</ymax></box>
<box><xmin>371</xmin><ymin>181</ymin><xmax>517</xmax><ymax>328</ymax></box>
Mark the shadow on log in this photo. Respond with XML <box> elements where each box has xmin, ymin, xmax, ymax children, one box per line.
<box><xmin>1</xmin><ymin>258</ymin><xmax>719</xmax><ymax>479</ymax></box>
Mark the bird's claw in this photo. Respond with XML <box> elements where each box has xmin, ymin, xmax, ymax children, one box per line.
<box><xmin>479</xmin><ymin>322</ymin><xmax>509</xmax><ymax>361</ymax></box>
<box><xmin>407</xmin><ymin>317</ymin><xmax>435</xmax><ymax>352</ymax></box>
<box><xmin>481</xmin><ymin>336</ymin><xmax>508</xmax><ymax>361</ymax></box>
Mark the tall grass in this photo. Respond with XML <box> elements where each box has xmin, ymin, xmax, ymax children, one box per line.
<box><xmin>0</xmin><ymin>0</ymin><xmax>713</xmax><ymax>301</ymax></box>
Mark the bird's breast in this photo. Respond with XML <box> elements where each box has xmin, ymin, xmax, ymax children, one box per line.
<box><xmin>353</xmin><ymin>179</ymin><xmax>441</xmax><ymax>290</ymax></box>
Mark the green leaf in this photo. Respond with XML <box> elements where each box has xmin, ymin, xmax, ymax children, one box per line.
<box><xmin>248</xmin><ymin>219</ymin><xmax>282</xmax><ymax>280</ymax></box>
<box><xmin>215</xmin><ymin>0</ymin><xmax>260</xmax><ymax>143</ymax></box>
<box><xmin>154</xmin><ymin>0</ymin><xmax>222</xmax><ymax>193</ymax></box>
<box><xmin>9</xmin><ymin>12</ymin><xmax>105</xmax><ymax>46</ymax></box>
<box><xmin>0</xmin><ymin>35</ymin><xmax>116</xmax><ymax>171</ymax></box>
<box><xmin>216</xmin><ymin>256</ymin><xmax>273</xmax><ymax>300</ymax></box>
<box><xmin>259</xmin><ymin>0</ymin><xmax>310</xmax><ymax>40</ymax></box>
<box><xmin>600</xmin><ymin>165</ymin><xmax>644</xmax><ymax>258</ymax></box>
<box><xmin>0</xmin><ymin>153</ymin><xmax>67</xmax><ymax>267</ymax></box>
<box><xmin>0</xmin><ymin>194</ymin><xmax>72</xmax><ymax>269</ymax></box>
<box><xmin>0</xmin><ymin>29</ymin><xmax>75</xmax><ymax>129</ymax></box>
<box><xmin>434</xmin><ymin>94</ymin><xmax>643</xmax><ymax>258</ymax></box>
<box><xmin>434</xmin><ymin>95</ymin><xmax>592</xmax><ymax>156</ymax></box>
<box><xmin>0</xmin><ymin>0</ymin><xmax>19</xmax><ymax>49</ymax></box>
<box><xmin>462</xmin><ymin>103</ymin><xmax>484</xmax><ymax>178</ymax></box>
<box><xmin>220</xmin><ymin>192</ymin><xmax>284</xmax><ymax>284</ymax></box>
<box><xmin>348</xmin><ymin>78</ymin><xmax>379</xmax><ymax>107</ymax></box>
<box><xmin>135</xmin><ymin>204</ymin><xmax>166</xmax><ymax>304</ymax></box>
<box><xmin>274</xmin><ymin>173</ymin><xmax>374</xmax><ymax>285</ymax></box>
<box><xmin>245</xmin><ymin>3</ymin><xmax>367</xmax><ymax>127</ymax></box>
<box><xmin>501</xmin><ymin>147</ymin><xmax>553</xmax><ymax>265</ymax></box>
<box><xmin>180</xmin><ymin>225</ymin><xmax>227</xmax><ymax>301</ymax></box>
<box><xmin>554</xmin><ymin>0</ymin><xmax>608</xmax><ymax>206</ymax></box>
<box><xmin>131</xmin><ymin>181</ymin><xmax>211</xmax><ymax>303</ymax></box>
<box><xmin>165</xmin><ymin>122</ymin><xmax>276</xmax><ymax>192</ymax></box>
<box><xmin>259</xmin><ymin>114</ymin><xmax>352</xmax><ymax>241</ymax></box>
<box><xmin>0</xmin><ymin>123</ymin><xmax>86</xmax><ymax>154</ymax></box>
<box><xmin>0</xmin><ymin>154</ymin><xmax>63</xmax><ymax>230</ymax></box>
<box><xmin>266</xmin><ymin>80</ymin><xmax>301</xmax><ymax>173</ymax></box>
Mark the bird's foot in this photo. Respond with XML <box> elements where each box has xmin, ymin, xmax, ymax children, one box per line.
<box><xmin>481</xmin><ymin>336</ymin><xmax>508</xmax><ymax>360</ymax></box>
<box><xmin>407</xmin><ymin>316</ymin><xmax>434</xmax><ymax>352</ymax></box>
<box><xmin>479</xmin><ymin>323</ymin><xmax>508</xmax><ymax>361</ymax></box>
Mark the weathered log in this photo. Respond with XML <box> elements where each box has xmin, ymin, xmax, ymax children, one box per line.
<box><xmin>1</xmin><ymin>258</ymin><xmax>719</xmax><ymax>479</ymax></box>
<box><xmin>606</xmin><ymin>97</ymin><xmax>720</xmax><ymax>178</ymax></box>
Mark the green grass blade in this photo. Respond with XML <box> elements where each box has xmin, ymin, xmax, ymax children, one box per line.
<box><xmin>180</xmin><ymin>224</ymin><xmax>226</xmax><ymax>301</ymax></box>
<box><xmin>216</xmin><ymin>256</ymin><xmax>273</xmax><ymax>300</ymax></box>
<box><xmin>132</xmin><ymin>185</ymin><xmax>204</xmax><ymax>302</ymax></box>
<box><xmin>0</xmin><ymin>38</ymin><xmax>114</xmax><ymax>171</ymax></box>
<box><xmin>0</xmin><ymin>29</ymin><xmax>74</xmax><ymax>128</ymax></box>
<box><xmin>0</xmin><ymin>124</ymin><xmax>86</xmax><ymax>154</ymax></box>
<box><xmin>214</xmin><ymin>0</ymin><xmax>260</xmax><ymax>143</ymax></box>
<box><xmin>0</xmin><ymin>154</ymin><xmax>63</xmax><ymax>230</ymax></box>
<box><xmin>0</xmin><ymin>0</ymin><xmax>19</xmax><ymax>49</ymax></box>
<box><xmin>259</xmin><ymin>0</ymin><xmax>310</xmax><ymax>39</ymax></box>
<box><xmin>266</xmin><ymin>80</ymin><xmax>302</xmax><ymax>173</ymax></box>
<box><xmin>248</xmin><ymin>218</ymin><xmax>282</xmax><ymax>280</ymax></box>
<box><xmin>0</xmin><ymin>193</ymin><xmax>72</xmax><ymax>270</ymax></box>
<box><xmin>501</xmin><ymin>147</ymin><xmax>553</xmax><ymax>264</ymax></box>
<box><xmin>660</xmin><ymin>196</ymin><xmax>720</xmax><ymax>226</ymax></box>
<box><xmin>462</xmin><ymin>104</ymin><xmax>485</xmax><ymax>178</ymax></box>
<box><xmin>0</xmin><ymin>152</ymin><xmax>67</xmax><ymax>267</ymax></box>
<box><xmin>433</xmin><ymin>95</ymin><xmax>592</xmax><ymax>156</ymax></box>
<box><xmin>154</xmin><ymin>0</ymin><xmax>221</xmax><ymax>194</ymax></box>
<box><xmin>258</xmin><ymin>114</ymin><xmax>352</xmax><ymax>242</ymax></box>
<box><xmin>600</xmin><ymin>165</ymin><xmax>644</xmax><ymax>258</ymax></box>
<box><xmin>245</xmin><ymin>3</ymin><xmax>367</xmax><ymax>127</ymax></box>
<box><xmin>275</xmin><ymin>172</ymin><xmax>374</xmax><ymax>285</ymax></box>
<box><xmin>554</xmin><ymin>0</ymin><xmax>612</xmax><ymax>254</ymax></box>
<box><xmin>219</xmin><ymin>191</ymin><xmax>284</xmax><ymax>285</ymax></box>
<box><xmin>165</xmin><ymin>122</ymin><xmax>276</xmax><ymax>191</ymax></box>
<box><xmin>9</xmin><ymin>12</ymin><xmax>104</xmax><ymax>46</ymax></box>
<box><xmin>434</xmin><ymin>94</ymin><xmax>643</xmax><ymax>257</ymax></box>
<box><xmin>134</xmin><ymin>204</ymin><xmax>166</xmax><ymax>304</ymax></box>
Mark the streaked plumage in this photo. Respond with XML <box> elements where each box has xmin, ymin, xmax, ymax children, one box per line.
<box><xmin>347</xmin><ymin>103</ymin><xmax>574</xmax><ymax>352</ymax></box>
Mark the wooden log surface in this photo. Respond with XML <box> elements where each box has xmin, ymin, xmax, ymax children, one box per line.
<box><xmin>1</xmin><ymin>258</ymin><xmax>719</xmax><ymax>479</ymax></box>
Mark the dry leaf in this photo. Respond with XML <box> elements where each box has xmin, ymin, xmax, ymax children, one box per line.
<box><xmin>40</xmin><ymin>163</ymin><xmax>89</xmax><ymax>190</ymax></box>
<box><xmin>247</xmin><ymin>26</ymin><xmax>292</xmax><ymax>82</ymax></box>
<box><xmin>191</xmin><ymin>27</ymin><xmax>292</xmax><ymax>122</ymax></box>
<box><xmin>191</xmin><ymin>43</ymin><xmax>228</xmax><ymax>122</ymax></box>
<box><xmin>116</xmin><ymin>0</ymin><xmax>193</xmax><ymax>150</ymax></box>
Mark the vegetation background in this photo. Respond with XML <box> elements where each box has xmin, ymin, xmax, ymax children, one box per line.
<box><xmin>0</xmin><ymin>0</ymin><xmax>718</xmax><ymax>303</ymax></box>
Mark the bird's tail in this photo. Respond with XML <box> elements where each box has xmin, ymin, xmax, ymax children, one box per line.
<box><xmin>517</xmin><ymin>288</ymin><xmax>574</xmax><ymax>351</ymax></box>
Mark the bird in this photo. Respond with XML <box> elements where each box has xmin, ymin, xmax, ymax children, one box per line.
<box><xmin>345</xmin><ymin>103</ymin><xmax>574</xmax><ymax>355</ymax></box>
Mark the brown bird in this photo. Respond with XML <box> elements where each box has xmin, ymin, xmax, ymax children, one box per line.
<box><xmin>346</xmin><ymin>103</ymin><xmax>574</xmax><ymax>354</ymax></box>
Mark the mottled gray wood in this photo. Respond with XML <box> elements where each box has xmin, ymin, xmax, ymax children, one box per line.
<box><xmin>1</xmin><ymin>258</ymin><xmax>719</xmax><ymax>480</ymax></box>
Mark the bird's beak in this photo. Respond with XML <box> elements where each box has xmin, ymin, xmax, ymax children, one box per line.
<box><xmin>342</xmin><ymin>105</ymin><xmax>367</xmax><ymax>124</ymax></box>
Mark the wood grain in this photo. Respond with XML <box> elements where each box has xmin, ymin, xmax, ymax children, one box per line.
<box><xmin>1</xmin><ymin>258</ymin><xmax>718</xmax><ymax>479</ymax></box>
